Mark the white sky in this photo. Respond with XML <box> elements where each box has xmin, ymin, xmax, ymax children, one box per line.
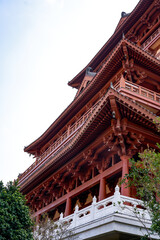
<box><xmin>0</xmin><ymin>0</ymin><xmax>139</xmax><ymax>184</ymax></box>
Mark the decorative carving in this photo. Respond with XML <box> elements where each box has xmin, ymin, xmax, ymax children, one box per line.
<box><xmin>122</xmin><ymin>58</ymin><xmax>134</xmax><ymax>82</ymax></box>
<box><xmin>104</xmin><ymin>157</ymin><xmax>112</xmax><ymax>170</ymax></box>
<box><xmin>67</xmin><ymin>162</ymin><xmax>75</xmax><ymax>172</ymax></box>
<box><xmin>140</xmin><ymin>14</ymin><xmax>150</xmax><ymax>27</ymax></box>
<box><xmin>99</xmin><ymin>89</ymin><xmax>106</xmax><ymax>98</ymax></box>
<box><xmin>127</xmin><ymin>29</ymin><xmax>137</xmax><ymax>42</ymax></box>
<box><xmin>103</xmin><ymin>118</ymin><xmax>145</xmax><ymax>156</ymax></box>
<box><xmin>154</xmin><ymin>0</ymin><xmax>160</xmax><ymax>7</ymax></box>
<box><xmin>53</xmin><ymin>173</ymin><xmax>60</xmax><ymax>182</ymax></box>
<box><xmin>83</xmin><ymin>149</ymin><xmax>93</xmax><ymax>160</ymax></box>
<box><xmin>122</xmin><ymin>58</ymin><xmax>147</xmax><ymax>83</ymax></box>
<box><xmin>134</xmin><ymin>70</ymin><xmax>147</xmax><ymax>83</ymax></box>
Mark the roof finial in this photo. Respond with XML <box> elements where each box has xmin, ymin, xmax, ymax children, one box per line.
<box><xmin>110</xmin><ymin>82</ymin><xmax>114</xmax><ymax>88</ymax></box>
<box><xmin>121</xmin><ymin>11</ymin><xmax>126</xmax><ymax>18</ymax></box>
<box><xmin>122</xmin><ymin>32</ymin><xmax>125</xmax><ymax>39</ymax></box>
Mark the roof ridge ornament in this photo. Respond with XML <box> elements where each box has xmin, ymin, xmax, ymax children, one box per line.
<box><xmin>121</xmin><ymin>11</ymin><xmax>126</xmax><ymax>18</ymax></box>
<box><xmin>110</xmin><ymin>82</ymin><xmax>114</xmax><ymax>89</ymax></box>
<box><xmin>121</xmin><ymin>11</ymin><xmax>130</xmax><ymax>18</ymax></box>
<box><xmin>86</xmin><ymin>67</ymin><xmax>96</xmax><ymax>77</ymax></box>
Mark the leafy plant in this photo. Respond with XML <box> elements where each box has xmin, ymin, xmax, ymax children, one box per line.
<box><xmin>0</xmin><ymin>181</ymin><xmax>33</xmax><ymax>240</ymax></box>
<box><xmin>122</xmin><ymin>146</ymin><xmax>160</xmax><ymax>239</ymax></box>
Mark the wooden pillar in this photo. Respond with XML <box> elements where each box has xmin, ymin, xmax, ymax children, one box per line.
<box><xmin>137</xmin><ymin>41</ymin><xmax>140</xmax><ymax>47</ymax></box>
<box><xmin>156</xmin><ymin>193</ymin><xmax>160</xmax><ymax>203</ymax></box>
<box><xmin>121</xmin><ymin>155</ymin><xmax>130</xmax><ymax>197</ymax></box>
<box><xmin>64</xmin><ymin>197</ymin><xmax>72</xmax><ymax>217</ymax></box>
<box><xmin>99</xmin><ymin>177</ymin><xmax>106</xmax><ymax>201</ymax></box>
<box><xmin>36</xmin><ymin>214</ymin><xmax>40</xmax><ymax>223</ymax></box>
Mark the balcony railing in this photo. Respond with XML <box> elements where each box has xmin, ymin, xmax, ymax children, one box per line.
<box><xmin>59</xmin><ymin>185</ymin><xmax>150</xmax><ymax>228</ymax></box>
<box><xmin>34</xmin><ymin>186</ymin><xmax>155</xmax><ymax>240</ymax></box>
<box><xmin>19</xmin><ymin>98</ymin><xmax>102</xmax><ymax>184</ymax></box>
<box><xmin>141</xmin><ymin>27</ymin><xmax>160</xmax><ymax>50</ymax></box>
<box><xmin>34</xmin><ymin>186</ymin><xmax>160</xmax><ymax>239</ymax></box>
<box><xmin>114</xmin><ymin>77</ymin><xmax>160</xmax><ymax>107</ymax></box>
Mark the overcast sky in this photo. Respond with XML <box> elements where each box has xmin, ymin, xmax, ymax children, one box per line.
<box><xmin>0</xmin><ymin>0</ymin><xmax>139</xmax><ymax>184</ymax></box>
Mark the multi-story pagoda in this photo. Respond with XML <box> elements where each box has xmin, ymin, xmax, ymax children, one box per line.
<box><xmin>19</xmin><ymin>0</ymin><xmax>160</xmax><ymax>239</ymax></box>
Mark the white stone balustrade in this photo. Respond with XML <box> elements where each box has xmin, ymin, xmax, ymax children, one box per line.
<box><xmin>34</xmin><ymin>186</ymin><xmax>159</xmax><ymax>240</ymax></box>
<box><xmin>59</xmin><ymin>185</ymin><xmax>150</xmax><ymax>229</ymax></box>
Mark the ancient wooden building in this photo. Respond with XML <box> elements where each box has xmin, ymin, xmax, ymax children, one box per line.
<box><xmin>19</xmin><ymin>0</ymin><xmax>160</xmax><ymax>239</ymax></box>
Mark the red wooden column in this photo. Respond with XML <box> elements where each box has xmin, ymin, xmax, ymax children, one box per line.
<box><xmin>99</xmin><ymin>177</ymin><xmax>106</xmax><ymax>201</ymax></box>
<box><xmin>156</xmin><ymin>194</ymin><xmax>160</xmax><ymax>203</ymax></box>
<box><xmin>121</xmin><ymin>155</ymin><xmax>130</xmax><ymax>197</ymax></box>
<box><xmin>64</xmin><ymin>197</ymin><xmax>72</xmax><ymax>217</ymax></box>
<box><xmin>36</xmin><ymin>214</ymin><xmax>40</xmax><ymax>223</ymax></box>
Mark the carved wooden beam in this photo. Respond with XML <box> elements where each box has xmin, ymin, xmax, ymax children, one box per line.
<box><xmin>103</xmin><ymin>117</ymin><xmax>147</xmax><ymax>157</ymax></box>
<box><xmin>136</xmin><ymin>65</ymin><xmax>160</xmax><ymax>87</ymax></box>
<box><xmin>110</xmin><ymin>96</ymin><xmax>121</xmax><ymax>117</ymax></box>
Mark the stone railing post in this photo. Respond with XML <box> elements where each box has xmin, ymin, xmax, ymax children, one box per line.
<box><xmin>91</xmin><ymin>196</ymin><xmax>97</xmax><ymax>220</ymax></box>
<box><xmin>73</xmin><ymin>205</ymin><xmax>79</xmax><ymax>227</ymax></box>
<box><xmin>113</xmin><ymin>185</ymin><xmax>122</xmax><ymax>213</ymax></box>
<box><xmin>59</xmin><ymin>212</ymin><xmax>63</xmax><ymax>222</ymax></box>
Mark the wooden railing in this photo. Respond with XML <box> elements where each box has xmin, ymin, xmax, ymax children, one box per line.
<box><xmin>114</xmin><ymin>77</ymin><xmax>160</xmax><ymax>104</ymax></box>
<box><xmin>141</xmin><ymin>27</ymin><xmax>160</xmax><ymax>49</ymax></box>
<box><xmin>19</xmin><ymin>98</ymin><xmax>102</xmax><ymax>183</ymax></box>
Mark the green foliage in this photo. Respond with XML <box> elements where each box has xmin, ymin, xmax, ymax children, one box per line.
<box><xmin>122</xmin><ymin>146</ymin><xmax>160</xmax><ymax>238</ymax></box>
<box><xmin>0</xmin><ymin>181</ymin><xmax>33</xmax><ymax>240</ymax></box>
<box><xmin>129</xmin><ymin>148</ymin><xmax>160</xmax><ymax>200</ymax></box>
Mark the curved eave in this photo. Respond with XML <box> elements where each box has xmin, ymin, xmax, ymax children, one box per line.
<box><xmin>68</xmin><ymin>0</ymin><xmax>154</xmax><ymax>88</ymax></box>
<box><xmin>21</xmin><ymin>88</ymin><xmax>158</xmax><ymax>193</ymax></box>
<box><xmin>24</xmin><ymin>38</ymin><xmax>160</xmax><ymax>154</ymax></box>
<box><xmin>114</xmin><ymin>14</ymin><xmax>130</xmax><ymax>33</ymax></box>
<box><xmin>24</xmin><ymin>41</ymin><xmax>124</xmax><ymax>154</ymax></box>
<box><xmin>125</xmin><ymin>39</ymin><xmax>160</xmax><ymax>75</ymax></box>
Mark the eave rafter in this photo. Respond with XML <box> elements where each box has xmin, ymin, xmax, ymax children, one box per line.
<box><xmin>121</xmin><ymin>39</ymin><xmax>160</xmax><ymax>84</ymax></box>
<box><xmin>135</xmin><ymin>64</ymin><xmax>160</xmax><ymax>88</ymax></box>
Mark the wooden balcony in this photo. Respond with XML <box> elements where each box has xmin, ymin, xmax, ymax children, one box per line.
<box><xmin>141</xmin><ymin>27</ymin><xmax>160</xmax><ymax>50</ymax></box>
<box><xmin>114</xmin><ymin>77</ymin><xmax>160</xmax><ymax>111</ymax></box>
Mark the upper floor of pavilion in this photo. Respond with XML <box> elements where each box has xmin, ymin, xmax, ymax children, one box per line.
<box><xmin>19</xmin><ymin>0</ymin><xmax>160</xmax><ymax>192</ymax></box>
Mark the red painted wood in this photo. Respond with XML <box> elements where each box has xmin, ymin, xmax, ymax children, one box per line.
<box><xmin>121</xmin><ymin>155</ymin><xmax>130</xmax><ymax>197</ymax></box>
<box><xmin>32</xmin><ymin>162</ymin><xmax>122</xmax><ymax>217</ymax></box>
<box><xmin>99</xmin><ymin>177</ymin><xmax>106</xmax><ymax>201</ymax></box>
<box><xmin>64</xmin><ymin>197</ymin><xmax>72</xmax><ymax>217</ymax></box>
